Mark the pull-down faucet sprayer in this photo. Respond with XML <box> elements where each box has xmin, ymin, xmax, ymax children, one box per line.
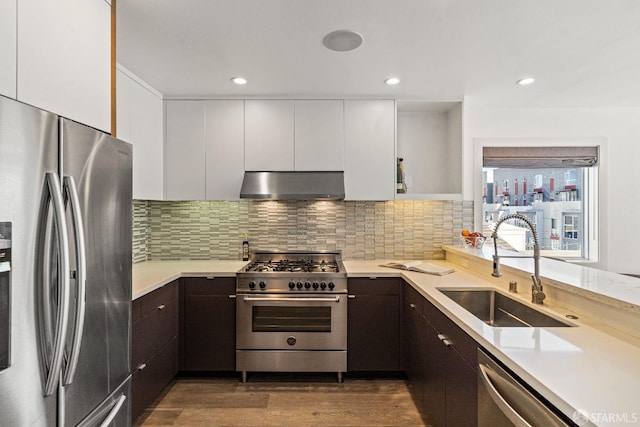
<box><xmin>491</xmin><ymin>213</ymin><xmax>546</xmax><ymax>304</ymax></box>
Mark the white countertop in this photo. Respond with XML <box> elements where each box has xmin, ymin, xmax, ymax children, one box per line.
<box><xmin>132</xmin><ymin>260</ymin><xmax>248</xmax><ymax>299</ymax></box>
<box><xmin>133</xmin><ymin>258</ymin><xmax>640</xmax><ymax>426</ymax></box>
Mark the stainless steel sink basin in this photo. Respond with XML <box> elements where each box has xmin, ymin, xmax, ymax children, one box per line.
<box><xmin>438</xmin><ymin>288</ymin><xmax>574</xmax><ymax>327</ymax></box>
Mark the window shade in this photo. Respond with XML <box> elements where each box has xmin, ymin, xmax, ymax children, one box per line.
<box><xmin>483</xmin><ymin>146</ymin><xmax>598</xmax><ymax>168</ymax></box>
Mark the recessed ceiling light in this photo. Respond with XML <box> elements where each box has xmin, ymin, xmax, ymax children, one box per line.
<box><xmin>385</xmin><ymin>77</ymin><xmax>400</xmax><ymax>86</ymax></box>
<box><xmin>231</xmin><ymin>77</ymin><xmax>247</xmax><ymax>85</ymax></box>
<box><xmin>322</xmin><ymin>30</ymin><xmax>363</xmax><ymax>52</ymax></box>
<box><xmin>516</xmin><ymin>77</ymin><xmax>535</xmax><ymax>86</ymax></box>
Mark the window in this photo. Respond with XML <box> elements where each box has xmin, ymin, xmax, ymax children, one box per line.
<box><xmin>482</xmin><ymin>146</ymin><xmax>598</xmax><ymax>261</ymax></box>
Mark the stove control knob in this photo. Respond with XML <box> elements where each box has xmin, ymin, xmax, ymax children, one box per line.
<box><xmin>259</xmin><ymin>281</ymin><xmax>267</xmax><ymax>289</ymax></box>
<box><xmin>304</xmin><ymin>282</ymin><xmax>311</xmax><ymax>289</ymax></box>
<box><xmin>312</xmin><ymin>282</ymin><xmax>319</xmax><ymax>289</ymax></box>
<box><xmin>288</xmin><ymin>281</ymin><xmax>296</xmax><ymax>290</ymax></box>
<box><xmin>320</xmin><ymin>282</ymin><xmax>327</xmax><ymax>290</ymax></box>
<box><xmin>249</xmin><ymin>281</ymin><xmax>256</xmax><ymax>289</ymax></box>
<box><xmin>328</xmin><ymin>282</ymin><xmax>335</xmax><ymax>290</ymax></box>
<box><xmin>296</xmin><ymin>281</ymin><xmax>303</xmax><ymax>289</ymax></box>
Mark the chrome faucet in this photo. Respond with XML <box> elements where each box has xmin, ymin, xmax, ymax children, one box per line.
<box><xmin>491</xmin><ymin>213</ymin><xmax>546</xmax><ymax>304</ymax></box>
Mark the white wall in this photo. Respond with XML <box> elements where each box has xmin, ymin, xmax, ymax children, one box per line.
<box><xmin>464</xmin><ymin>105</ymin><xmax>640</xmax><ymax>273</ymax></box>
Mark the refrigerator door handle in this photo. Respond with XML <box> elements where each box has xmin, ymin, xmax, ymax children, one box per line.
<box><xmin>98</xmin><ymin>394</ymin><xmax>127</xmax><ymax>427</ymax></box>
<box><xmin>36</xmin><ymin>172</ymin><xmax>71</xmax><ymax>396</ymax></box>
<box><xmin>62</xmin><ymin>175</ymin><xmax>87</xmax><ymax>386</ymax></box>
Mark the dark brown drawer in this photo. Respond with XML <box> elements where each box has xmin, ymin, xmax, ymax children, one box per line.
<box><xmin>138</xmin><ymin>281</ymin><xmax>179</xmax><ymax>319</ymax></box>
<box><xmin>132</xmin><ymin>292</ymin><xmax>178</xmax><ymax>367</ymax></box>
<box><xmin>131</xmin><ymin>337</ymin><xmax>178</xmax><ymax>422</ymax></box>
<box><xmin>348</xmin><ymin>277</ymin><xmax>402</xmax><ymax>295</ymax></box>
<box><xmin>183</xmin><ymin>277</ymin><xmax>235</xmax><ymax>296</ymax></box>
<box><xmin>423</xmin><ymin>297</ymin><xmax>478</xmax><ymax>368</ymax></box>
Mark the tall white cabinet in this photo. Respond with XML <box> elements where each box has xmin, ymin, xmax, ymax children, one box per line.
<box><xmin>205</xmin><ymin>100</ymin><xmax>245</xmax><ymax>200</ymax></box>
<box><xmin>116</xmin><ymin>67</ymin><xmax>164</xmax><ymax>200</ymax></box>
<box><xmin>164</xmin><ymin>100</ymin><xmax>245</xmax><ymax>200</ymax></box>
<box><xmin>165</xmin><ymin>101</ymin><xmax>206</xmax><ymax>200</ymax></box>
<box><xmin>17</xmin><ymin>0</ymin><xmax>111</xmax><ymax>132</ymax></box>
<box><xmin>0</xmin><ymin>0</ymin><xmax>16</xmax><ymax>98</ymax></box>
<box><xmin>344</xmin><ymin>100</ymin><xmax>395</xmax><ymax>200</ymax></box>
<box><xmin>244</xmin><ymin>100</ymin><xmax>295</xmax><ymax>171</ymax></box>
<box><xmin>294</xmin><ymin>100</ymin><xmax>345</xmax><ymax>171</ymax></box>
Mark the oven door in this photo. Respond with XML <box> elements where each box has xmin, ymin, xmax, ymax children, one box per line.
<box><xmin>236</xmin><ymin>293</ymin><xmax>347</xmax><ymax>350</ymax></box>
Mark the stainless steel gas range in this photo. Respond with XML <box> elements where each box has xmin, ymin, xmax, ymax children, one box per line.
<box><xmin>236</xmin><ymin>250</ymin><xmax>347</xmax><ymax>382</ymax></box>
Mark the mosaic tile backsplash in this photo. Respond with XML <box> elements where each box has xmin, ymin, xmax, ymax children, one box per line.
<box><xmin>132</xmin><ymin>199</ymin><xmax>473</xmax><ymax>263</ymax></box>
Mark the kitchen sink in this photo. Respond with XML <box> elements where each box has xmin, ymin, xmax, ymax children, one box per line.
<box><xmin>438</xmin><ymin>288</ymin><xmax>575</xmax><ymax>327</ymax></box>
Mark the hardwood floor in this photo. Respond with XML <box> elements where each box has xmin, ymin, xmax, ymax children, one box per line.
<box><xmin>134</xmin><ymin>374</ymin><xmax>428</xmax><ymax>426</ymax></box>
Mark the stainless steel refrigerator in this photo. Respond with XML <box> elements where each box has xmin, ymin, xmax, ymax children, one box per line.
<box><xmin>0</xmin><ymin>95</ymin><xmax>132</xmax><ymax>426</ymax></box>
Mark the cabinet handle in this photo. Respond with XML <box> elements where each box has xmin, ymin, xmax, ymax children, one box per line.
<box><xmin>409</xmin><ymin>303</ymin><xmax>416</xmax><ymax>310</ymax></box>
<box><xmin>437</xmin><ymin>333</ymin><xmax>453</xmax><ymax>348</ymax></box>
<box><xmin>157</xmin><ymin>304</ymin><xmax>165</xmax><ymax>310</ymax></box>
<box><xmin>206</xmin><ymin>276</ymin><xmax>215</xmax><ymax>280</ymax></box>
<box><xmin>348</xmin><ymin>295</ymin><xmax>356</xmax><ymax>299</ymax></box>
<box><xmin>136</xmin><ymin>363</ymin><xmax>147</xmax><ymax>371</ymax></box>
<box><xmin>228</xmin><ymin>295</ymin><xmax>237</xmax><ymax>299</ymax></box>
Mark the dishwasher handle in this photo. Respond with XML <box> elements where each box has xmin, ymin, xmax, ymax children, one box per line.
<box><xmin>478</xmin><ymin>363</ymin><xmax>532</xmax><ymax>427</ymax></box>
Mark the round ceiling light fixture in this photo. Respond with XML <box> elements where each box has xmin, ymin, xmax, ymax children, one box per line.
<box><xmin>231</xmin><ymin>76</ymin><xmax>247</xmax><ymax>85</ymax></box>
<box><xmin>516</xmin><ymin>77</ymin><xmax>535</xmax><ymax>86</ymax></box>
<box><xmin>384</xmin><ymin>77</ymin><xmax>400</xmax><ymax>86</ymax></box>
<box><xmin>322</xmin><ymin>29</ymin><xmax>363</xmax><ymax>52</ymax></box>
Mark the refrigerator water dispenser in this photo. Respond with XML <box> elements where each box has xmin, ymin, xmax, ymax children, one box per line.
<box><xmin>0</xmin><ymin>222</ymin><xmax>11</xmax><ymax>370</ymax></box>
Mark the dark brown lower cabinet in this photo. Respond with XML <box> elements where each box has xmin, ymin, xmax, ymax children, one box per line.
<box><xmin>403</xmin><ymin>280</ymin><xmax>478</xmax><ymax>427</ymax></box>
<box><xmin>181</xmin><ymin>277</ymin><xmax>236</xmax><ymax>371</ymax></box>
<box><xmin>347</xmin><ymin>278</ymin><xmax>402</xmax><ymax>372</ymax></box>
<box><xmin>131</xmin><ymin>280</ymin><xmax>179</xmax><ymax>421</ymax></box>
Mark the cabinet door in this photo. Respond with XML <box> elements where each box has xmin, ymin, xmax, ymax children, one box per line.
<box><xmin>182</xmin><ymin>278</ymin><xmax>236</xmax><ymax>371</ymax></box>
<box><xmin>403</xmin><ymin>284</ymin><xmax>425</xmax><ymax>408</ymax></box>
<box><xmin>117</xmin><ymin>69</ymin><xmax>164</xmax><ymax>200</ymax></box>
<box><xmin>17</xmin><ymin>0</ymin><xmax>111</xmax><ymax>132</ymax></box>
<box><xmin>421</xmin><ymin>317</ymin><xmax>447</xmax><ymax>427</ymax></box>
<box><xmin>165</xmin><ymin>100</ymin><xmax>206</xmax><ymax>200</ymax></box>
<box><xmin>347</xmin><ymin>278</ymin><xmax>401</xmax><ymax>371</ymax></box>
<box><xmin>294</xmin><ymin>100</ymin><xmax>344</xmax><ymax>171</ymax></box>
<box><xmin>205</xmin><ymin>100</ymin><xmax>245</xmax><ymax>200</ymax></box>
<box><xmin>344</xmin><ymin>100</ymin><xmax>395</xmax><ymax>200</ymax></box>
<box><xmin>244</xmin><ymin>100</ymin><xmax>294</xmax><ymax>171</ymax></box>
<box><xmin>0</xmin><ymin>0</ymin><xmax>16</xmax><ymax>98</ymax></box>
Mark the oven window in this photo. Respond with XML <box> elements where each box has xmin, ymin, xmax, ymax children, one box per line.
<box><xmin>252</xmin><ymin>306</ymin><xmax>331</xmax><ymax>332</ymax></box>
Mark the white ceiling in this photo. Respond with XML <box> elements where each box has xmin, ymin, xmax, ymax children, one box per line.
<box><xmin>117</xmin><ymin>0</ymin><xmax>640</xmax><ymax>107</ymax></box>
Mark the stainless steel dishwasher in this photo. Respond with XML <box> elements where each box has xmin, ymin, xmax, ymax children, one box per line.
<box><xmin>478</xmin><ymin>348</ymin><xmax>575</xmax><ymax>427</ymax></box>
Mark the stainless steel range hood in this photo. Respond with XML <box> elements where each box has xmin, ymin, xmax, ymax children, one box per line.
<box><xmin>240</xmin><ymin>171</ymin><xmax>345</xmax><ymax>200</ymax></box>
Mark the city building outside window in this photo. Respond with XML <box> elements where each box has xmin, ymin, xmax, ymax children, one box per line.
<box><xmin>482</xmin><ymin>146</ymin><xmax>598</xmax><ymax>261</ymax></box>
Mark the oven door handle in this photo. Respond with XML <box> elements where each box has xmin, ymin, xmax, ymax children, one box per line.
<box><xmin>242</xmin><ymin>296</ymin><xmax>341</xmax><ymax>303</ymax></box>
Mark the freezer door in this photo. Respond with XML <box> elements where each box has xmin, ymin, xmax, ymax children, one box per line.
<box><xmin>0</xmin><ymin>95</ymin><xmax>58</xmax><ymax>426</ymax></box>
<box><xmin>76</xmin><ymin>375</ymin><xmax>132</xmax><ymax>427</ymax></box>
<box><xmin>60</xmin><ymin>118</ymin><xmax>132</xmax><ymax>426</ymax></box>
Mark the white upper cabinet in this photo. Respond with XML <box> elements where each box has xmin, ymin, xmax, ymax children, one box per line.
<box><xmin>244</xmin><ymin>100</ymin><xmax>294</xmax><ymax>171</ymax></box>
<box><xmin>294</xmin><ymin>100</ymin><xmax>344</xmax><ymax>171</ymax></box>
<box><xmin>117</xmin><ymin>68</ymin><xmax>164</xmax><ymax>200</ymax></box>
<box><xmin>205</xmin><ymin>100</ymin><xmax>245</xmax><ymax>200</ymax></box>
<box><xmin>0</xmin><ymin>0</ymin><xmax>16</xmax><ymax>98</ymax></box>
<box><xmin>396</xmin><ymin>101</ymin><xmax>463</xmax><ymax>199</ymax></box>
<box><xmin>344</xmin><ymin>100</ymin><xmax>395</xmax><ymax>200</ymax></box>
<box><xmin>17</xmin><ymin>0</ymin><xmax>111</xmax><ymax>132</ymax></box>
<box><xmin>165</xmin><ymin>101</ymin><xmax>206</xmax><ymax>200</ymax></box>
